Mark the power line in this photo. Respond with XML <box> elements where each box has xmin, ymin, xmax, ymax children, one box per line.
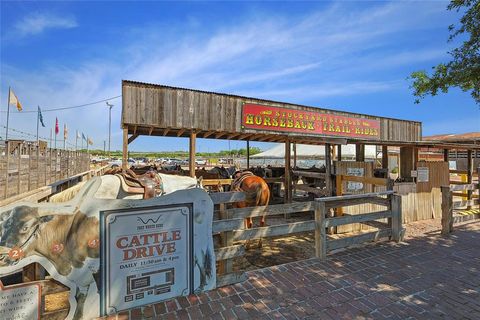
<box><xmin>0</xmin><ymin>95</ymin><xmax>122</xmax><ymax>113</ymax></box>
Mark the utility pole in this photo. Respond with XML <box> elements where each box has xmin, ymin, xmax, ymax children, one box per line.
<box><xmin>106</xmin><ymin>102</ymin><xmax>114</xmax><ymax>158</ymax></box>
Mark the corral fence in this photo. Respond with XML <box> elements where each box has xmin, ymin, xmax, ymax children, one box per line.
<box><xmin>0</xmin><ymin>140</ymin><xmax>90</xmax><ymax>201</ymax></box>
<box><xmin>441</xmin><ymin>182</ymin><xmax>480</xmax><ymax>235</ymax></box>
<box><xmin>211</xmin><ymin>190</ymin><xmax>404</xmax><ymax>286</ymax></box>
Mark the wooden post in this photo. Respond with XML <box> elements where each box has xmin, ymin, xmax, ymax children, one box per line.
<box><xmin>314</xmin><ymin>200</ymin><xmax>327</xmax><ymax>260</ymax></box>
<box><xmin>293</xmin><ymin>142</ymin><xmax>297</xmax><ymax>169</ymax></box>
<box><xmin>400</xmin><ymin>146</ymin><xmax>417</xmax><ymax>180</ymax></box>
<box><xmin>441</xmin><ymin>186</ymin><xmax>453</xmax><ymax>235</ymax></box>
<box><xmin>17</xmin><ymin>145</ymin><xmax>21</xmax><ymax>195</ymax></box>
<box><xmin>325</xmin><ymin>143</ymin><xmax>333</xmax><ymax>196</ymax></box>
<box><xmin>337</xmin><ymin>145</ymin><xmax>342</xmax><ymax>161</ymax></box>
<box><xmin>284</xmin><ymin>140</ymin><xmax>292</xmax><ymax>205</ymax></box>
<box><xmin>443</xmin><ymin>149</ymin><xmax>449</xmax><ymax>162</ymax></box>
<box><xmin>218</xmin><ymin>185</ymin><xmax>233</xmax><ymax>275</ymax></box>
<box><xmin>246</xmin><ymin>140</ymin><xmax>250</xmax><ymax>169</ymax></box>
<box><xmin>122</xmin><ymin>128</ymin><xmax>128</xmax><ymax>170</ymax></box>
<box><xmin>382</xmin><ymin>145</ymin><xmax>388</xmax><ymax>169</ymax></box>
<box><xmin>391</xmin><ymin>194</ymin><xmax>403</xmax><ymax>241</ymax></box>
<box><xmin>467</xmin><ymin>150</ymin><xmax>473</xmax><ymax>209</ymax></box>
<box><xmin>189</xmin><ymin>131</ymin><xmax>196</xmax><ymax>178</ymax></box>
<box><xmin>27</xmin><ymin>144</ymin><xmax>31</xmax><ymax>191</ymax></box>
<box><xmin>355</xmin><ymin>144</ymin><xmax>365</xmax><ymax>162</ymax></box>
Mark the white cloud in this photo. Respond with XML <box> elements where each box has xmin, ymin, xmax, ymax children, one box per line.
<box><xmin>14</xmin><ymin>12</ymin><xmax>77</xmax><ymax>37</ymax></box>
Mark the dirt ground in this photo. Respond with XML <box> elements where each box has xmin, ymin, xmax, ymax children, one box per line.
<box><xmin>231</xmin><ymin>215</ymin><xmax>454</xmax><ymax>272</ymax></box>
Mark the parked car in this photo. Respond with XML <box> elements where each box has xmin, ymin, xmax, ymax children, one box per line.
<box><xmin>195</xmin><ymin>159</ymin><xmax>207</xmax><ymax>165</ymax></box>
<box><xmin>109</xmin><ymin>158</ymin><xmax>135</xmax><ymax>168</ymax></box>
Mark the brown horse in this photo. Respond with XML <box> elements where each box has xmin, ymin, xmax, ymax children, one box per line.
<box><xmin>231</xmin><ymin>171</ymin><xmax>270</xmax><ymax>229</ymax></box>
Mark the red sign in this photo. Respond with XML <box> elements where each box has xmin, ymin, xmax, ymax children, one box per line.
<box><xmin>242</xmin><ymin>104</ymin><xmax>381</xmax><ymax>139</ymax></box>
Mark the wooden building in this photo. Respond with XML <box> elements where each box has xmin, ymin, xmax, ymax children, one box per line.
<box><xmin>121</xmin><ymin>80</ymin><xmax>480</xmax><ymax>225</ymax></box>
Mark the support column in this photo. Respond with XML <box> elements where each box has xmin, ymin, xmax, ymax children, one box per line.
<box><xmin>467</xmin><ymin>149</ymin><xmax>473</xmax><ymax>209</ymax></box>
<box><xmin>325</xmin><ymin>143</ymin><xmax>333</xmax><ymax>196</ymax></box>
<box><xmin>189</xmin><ymin>131</ymin><xmax>196</xmax><ymax>178</ymax></box>
<box><xmin>246</xmin><ymin>140</ymin><xmax>250</xmax><ymax>169</ymax></box>
<box><xmin>284</xmin><ymin>140</ymin><xmax>292</xmax><ymax>204</ymax></box>
<box><xmin>382</xmin><ymin>145</ymin><xmax>389</xmax><ymax>169</ymax></box>
<box><xmin>293</xmin><ymin>142</ymin><xmax>297</xmax><ymax>169</ymax></box>
<box><xmin>122</xmin><ymin>128</ymin><xmax>128</xmax><ymax>170</ymax></box>
<box><xmin>337</xmin><ymin>145</ymin><xmax>342</xmax><ymax>161</ymax></box>
<box><xmin>443</xmin><ymin>149</ymin><xmax>449</xmax><ymax>162</ymax></box>
<box><xmin>356</xmin><ymin>144</ymin><xmax>365</xmax><ymax>162</ymax></box>
<box><xmin>400</xmin><ymin>146</ymin><xmax>417</xmax><ymax>180</ymax></box>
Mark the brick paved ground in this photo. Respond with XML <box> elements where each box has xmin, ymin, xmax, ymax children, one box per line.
<box><xmin>107</xmin><ymin>221</ymin><xmax>480</xmax><ymax>319</ymax></box>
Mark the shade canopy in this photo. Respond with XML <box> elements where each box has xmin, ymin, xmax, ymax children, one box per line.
<box><xmin>251</xmin><ymin>144</ymin><xmax>378</xmax><ymax>159</ymax></box>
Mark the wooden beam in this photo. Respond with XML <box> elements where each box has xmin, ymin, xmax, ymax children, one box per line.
<box><xmin>325</xmin><ymin>143</ymin><xmax>333</xmax><ymax>196</ymax></box>
<box><xmin>203</xmin><ymin>131</ymin><xmax>215</xmax><ymax>138</ymax></box>
<box><xmin>163</xmin><ymin>128</ymin><xmax>170</xmax><ymax>136</ymax></box>
<box><xmin>285</xmin><ymin>140</ymin><xmax>292</xmax><ymax>205</ymax></box>
<box><xmin>443</xmin><ymin>149</ymin><xmax>449</xmax><ymax>162</ymax></box>
<box><xmin>238</xmin><ymin>133</ymin><xmax>255</xmax><ymax>140</ymax></box>
<box><xmin>232</xmin><ymin>221</ymin><xmax>315</xmax><ymax>241</ymax></box>
<box><xmin>327</xmin><ymin>229</ymin><xmax>391</xmax><ymax>251</ymax></box>
<box><xmin>122</xmin><ymin>128</ymin><xmax>128</xmax><ymax>170</ymax></box>
<box><xmin>356</xmin><ymin>144</ymin><xmax>365</xmax><ymax>162</ymax></box>
<box><xmin>246</xmin><ymin>140</ymin><xmax>250</xmax><ymax>169</ymax></box>
<box><xmin>127</xmin><ymin>133</ymin><xmax>139</xmax><ymax>144</ymax></box>
<box><xmin>382</xmin><ymin>145</ymin><xmax>388</xmax><ymax>169</ymax></box>
<box><xmin>215</xmin><ymin>132</ymin><xmax>228</xmax><ymax>139</ymax></box>
<box><xmin>189</xmin><ymin>131</ymin><xmax>196</xmax><ymax>177</ymax></box>
<box><xmin>337</xmin><ymin>144</ymin><xmax>342</xmax><ymax>161</ymax></box>
<box><xmin>227</xmin><ymin>133</ymin><xmax>242</xmax><ymax>140</ymax></box>
<box><xmin>324</xmin><ymin>210</ymin><xmax>392</xmax><ymax>228</ymax></box>
<box><xmin>148</xmin><ymin>126</ymin><xmax>154</xmax><ymax>135</ymax></box>
<box><xmin>467</xmin><ymin>150</ymin><xmax>473</xmax><ymax>209</ymax></box>
<box><xmin>225</xmin><ymin>201</ymin><xmax>314</xmax><ymax>219</ymax></box>
<box><xmin>293</xmin><ymin>142</ymin><xmax>297</xmax><ymax>168</ymax></box>
<box><xmin>133</xmin><ymin>125</ymin><xmax>137</xmax><ymax>135</ymax></box>
<box><xmin>215</xmin><ymin>245</ymin><xmax>245</xmax><ymax>261</ymax></box>
<box><xmin>209</xmin><ymin>191</ymin><xmax>246</xmax><ymax>204</ymax></box>
<box><xmin>176</xmin><ymin>129</ymin><xmax>186</xmax><ymax>137</ymax></box>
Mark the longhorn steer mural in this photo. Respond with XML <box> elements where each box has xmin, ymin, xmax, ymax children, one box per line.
<box><xmin>0</xmin><ymin>176</ymin><xmax>215</xmax><ymax>320</ymax></box>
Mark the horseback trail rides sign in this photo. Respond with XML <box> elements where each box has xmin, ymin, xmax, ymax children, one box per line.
<box><xmin>241</xmin><ymin>103</ymin><xmax>381</xmax><ymax>139</ymax></box>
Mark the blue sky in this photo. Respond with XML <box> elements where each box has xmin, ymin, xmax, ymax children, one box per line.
<box><xmin>1</xmin><ymin>1</ymin><xmax>479</xmax><ymax>152</ymax></box>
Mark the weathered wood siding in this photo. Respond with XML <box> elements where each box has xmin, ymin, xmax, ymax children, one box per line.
<box><xmin>122</xmin><ymin>81</ymin><xmax>422</xmax><ymax>142</ymax></box>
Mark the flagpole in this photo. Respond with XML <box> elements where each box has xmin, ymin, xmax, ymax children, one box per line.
<box><xmin>6</xmin><ymin>87</ymin><xmax>11</xmax><ymax>140</ymax></box>
<box><xmin>75</xmin><ymin>131</ymin><xmax>78</xmax><ymax>151</ymax></box>
<box><xmin>36</xmin><ymin>106</ymin><xmax>40</xmax><ymax>144</ymax></box>
<box><xmin>50</xmin><ymin>128</ymin><xmax>52</xmax><ymax>148</ymax></box>
<box><xmin>54</xmin><ymin>130</ymin><xmax>57</xmax><ymax>149</ymax></box>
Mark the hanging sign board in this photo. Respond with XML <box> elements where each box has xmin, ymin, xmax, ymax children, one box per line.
<box><xmin>346</xmin><ymin>167</ymin><xmax>365</xmax><ymax>191</ymax></box>
<box><xmin>417</xmin><ymin>167</ymin><xmax>429</xmax><ymax>182</ymax></box>
<box><xmin>100</xmin><ymin>205</ymin><xmax>192</xmax><ymax>315</ymax></box>
<box><xmin>241</xmin><ymin>104</ymin><xmax>381</xmax><ymax>139</ymax></box>
<box><xmin>0</xmin><ymin>281</ymin><xmax>41</xmax><ymax>320</ymax></box>
<box><xmin>411</xmin><ymin>170</ymin><xmax>418</xmax><ymax>178</ymax></box>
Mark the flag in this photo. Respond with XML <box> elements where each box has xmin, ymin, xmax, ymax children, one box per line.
<box><xmin>55</xmin><ymin>118</ymin><xmax>59</xmax><ymax>135</ymax></box>
<box><xmin>64</xmin><ymin>123</ymin><xmax>68</xmax><ymax>140</ymax></box>
<box><xmin>87</xmin><ymin>137</ymin><xmax>93</xmax><ymax>145</ymax></box>
<box><xmin>38</xmin><ymin>106</ymin><xmax>45</xmax><ymax>127</ymax></box>
<box><xmin>9</xmin><ymin>88</ymin><xmax>22</xmax><ymax>111</ymax></box>
<box><xmin>82</xmin><ymin>133</ymin><xmax>87</xmax><ymax>142</ymax></box>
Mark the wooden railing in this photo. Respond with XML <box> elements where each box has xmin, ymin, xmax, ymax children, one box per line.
<box><xmin>441</xmin><ymin>183</ymin><xmax>480</xmax><ymax>235</ymax></box>
<box><xmin>211</xmin><ymin>190</ymin><xmax>403</xmax><ymax>285</ymax></box>
<box><xmin>314</xmin><ymin>191</ymin><xmax>403</xmax><ymax>260</ymax></box>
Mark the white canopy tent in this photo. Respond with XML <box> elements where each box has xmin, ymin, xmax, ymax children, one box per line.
<box><xmin>251</xmin><ymin>143</ymin><xmax>378</xmax><ymax>160</ymax></box>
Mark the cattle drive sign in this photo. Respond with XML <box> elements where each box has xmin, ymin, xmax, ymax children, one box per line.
<box><xmin>242</xmin><ymin>103</ymin><xmax>381</xmax><ymax>139</ymax></box>
<box><xmin>101</xmin><ymin>204</ymin><xmax>196</xmax><ymax>315</ymax></box>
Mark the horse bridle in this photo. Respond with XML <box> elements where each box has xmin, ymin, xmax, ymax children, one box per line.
<box><xmin>0</xmin><ymin>223</ymin><xmax>40</xmax><ymax>259</ymax></box>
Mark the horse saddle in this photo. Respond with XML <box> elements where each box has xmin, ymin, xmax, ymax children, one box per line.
<box><xmin>231</xmin><ymin>171</ymin><xmax>255</xmax><ymax>191</ymax></box>
<box><xmin>111</xmin><ymin>169</ymin><xmax>162</xmax><ymax>199</ymax></box>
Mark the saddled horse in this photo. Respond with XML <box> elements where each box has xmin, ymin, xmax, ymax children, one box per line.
<box><xmin>231</xmin><ymin>171</ymin><xmax>270</xmax><ymax>229</ymax></box>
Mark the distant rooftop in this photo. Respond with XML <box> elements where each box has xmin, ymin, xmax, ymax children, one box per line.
<box><xmin>423</xmin><ymin>132</ymin><xmax>480</xmax><ymax>143</ymax></box>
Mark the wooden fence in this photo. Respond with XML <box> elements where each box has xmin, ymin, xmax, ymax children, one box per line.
<box><xmin>441</xmin><ymin>183</ymin><xmax>480</xmax><ymax>235</ymax></box>
<box><xmin>0</xmin><ymin>141</ymin><xmax>90</xmax><ymax>200</ymax></box>
<box><xmin>211</xmin><ymin>190</ymin><xmax>403</xmax><ymax>285</ymax></box>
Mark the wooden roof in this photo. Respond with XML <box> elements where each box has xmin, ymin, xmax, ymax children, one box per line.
<box><xmin>122</xmin><ymin>80</ymin><xmax>422</xmax><ymax>145</ymax></box>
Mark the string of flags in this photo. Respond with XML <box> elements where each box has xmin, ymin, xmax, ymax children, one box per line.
<box><xmin>4</xmin><ymin>87</ymin><xmax>96</xmax><ymax>150</ymax></box>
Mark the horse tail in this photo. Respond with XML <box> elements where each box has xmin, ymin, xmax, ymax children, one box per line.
<box><xmin>255</xmin><ymin>179</ymin><xmax>270</xmax><ymax>207</ymax></box>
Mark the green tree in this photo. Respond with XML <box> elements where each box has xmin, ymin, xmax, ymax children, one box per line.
<box><xmin>410</xmin><ymin>0</ymin><xmax>479</xmax><ymax>104</ymax></box>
